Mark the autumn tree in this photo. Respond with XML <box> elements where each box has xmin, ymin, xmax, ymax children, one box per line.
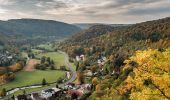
<box><xmin>77</xmin><ymin>71</ymin><xmax>84</xmax><ymax>84</ymax></box>
<box><xmin>123</xmin><ymin>48</ymin><xmax>170</xmax><ymax>99</ymax></box>
<box><xmin>0</xmin><ymin>88</ymin><xmax>6</xmax><ymax>97</ymax></box>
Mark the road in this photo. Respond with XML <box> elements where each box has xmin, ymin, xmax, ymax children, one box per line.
<box><xmin>58</xmin><ymin>51</ymin><xmax>77</xmax><ymax>87</ymax></box>
<box><xmin>2</xmin><ymin>51</ymin><xmax>77</xmax><ymax>100</ymax></box>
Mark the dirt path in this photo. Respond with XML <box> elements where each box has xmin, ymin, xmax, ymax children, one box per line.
<box><xmin>24</xmin><ymin>59</ymin><xmax>40</xmax><ymax>72</ymax></box>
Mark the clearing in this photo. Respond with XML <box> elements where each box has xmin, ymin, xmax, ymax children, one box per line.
<box><xmin>24</xmin><ymin>59</ymin><xmax>40</xmax><ymax>72</ymax></box>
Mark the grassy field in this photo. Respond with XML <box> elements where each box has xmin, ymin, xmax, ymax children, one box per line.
<box><xmin>0</xmin><ymin>70</ymin><xmax>64</xmax><ymax>90</ymax></box>
<box><xmin>38</xmin><ymin>44</ymin><xmax>54</xmax><ymax>51</ymax></box>
<box><xmin>0</xmin><ymin>51</ymin><xmax>66</xmax><ymax>92</ymax></box>
<box><xmin>37</xmin><ymin>52</ymin><xmax>66</xmax><ymax>68</ymax></box>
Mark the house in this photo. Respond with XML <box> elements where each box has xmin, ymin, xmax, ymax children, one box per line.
<box><xmin>41</xmin><ymin>89</ymin><xmax>55</xmax><ymax>99</ymax></box>
<box><xmin>76</xmin><ymin>56</ymin><xmax>80</xmax><ymax>61</ymax></box>
<box><xmin>97</xmin><ymin>56</ymin><xmax>107</xmax><ymax>66</ymax></box>
<box><xmin>66</xmin><ymin>90</ymin><xmax>83</xmax><ymax>99</ymax></box>
<box><xmin>76</xmin><ymin>54</ymin><xmax>85</xmax><ymax>61</ymax></box>
<box><xmin>15</xmin><ymin>94</ymin><xmax>27</xmax><ymax>100</ymax></box>
<box><xmin>51</xmin><ymin>88</ymin><xmax>61</xmax><ymax>93</ymax></box>
<box><xmin>66</xmin><ymin>72</ymin><xmax>71</xmax><ymax>79</ymax></box>
<box><xmin>77</xmin><ymin>84</ymin><xmax>92</xmax><ymax>94</ymax></box>
<box><xmin>80</xmin><ymin>55</ymin><xmax>85</xmax><ymax>61</ymax></box>
<box><xmin>31</xmin><ymin>93</ymin><xmax>43</xmax><ymax>100</ymax></box>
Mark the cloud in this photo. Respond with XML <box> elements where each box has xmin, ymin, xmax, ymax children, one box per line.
<box><xmin>0</xmin><ymin>0</ymin><xmax>169</xmax><ymax>23</ymax></box>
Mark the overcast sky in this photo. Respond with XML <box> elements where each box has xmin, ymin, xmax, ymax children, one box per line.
<box><xmin>0</xmin><ymin>0</ymin><xmax>170</xmax><ymax>24</ymax></box>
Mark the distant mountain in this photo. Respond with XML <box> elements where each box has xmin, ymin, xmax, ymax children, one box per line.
<box><xmin>0</xmin><ymin>19</ymin><xmax>81</xmax><ymax>37</ymax></box>
<box><xmin>73</xmin><ymin>23</ymin><xmax>130</xmax><ymax>29</ymax></box>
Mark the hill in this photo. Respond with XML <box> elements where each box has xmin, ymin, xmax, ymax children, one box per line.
<box><xmin>67</xmin><ymin>25</ymin><xmax>116</xmax><ymax>43</ymax></box>
<box><xmin>0</xmin><ymin>19</ymin><xmax>81</xmax><ymax>37</ymax></box>
<box><xmin>60</xmin><ymin>17</ymin><xmax>170</xmax><ymax>55</ymax></box>
<box><xmin>59</xmin><ymin>17</ymin><xmax>170</xmax><ymax>99</ymax></box>
<box><xmin>73</xmin><ymin>23</ymin><xmax>129</xmax><ymax>29</ymax></box>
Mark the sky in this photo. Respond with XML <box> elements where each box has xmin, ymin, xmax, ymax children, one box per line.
<box><xmin>0</xmin><ymin>0</ymin><xmax>170</xmax><ymax>24</ymax></box>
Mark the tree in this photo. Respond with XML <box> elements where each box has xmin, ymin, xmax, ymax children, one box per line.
<box><xmin>60</xmin><ymin>66</ymin><xmax>66</xmax><ymax>71</ymax></box>
<box><xmin>77</xmin><ymin>71</ymin><xmax>84</xmax><ymax>84</ymax></box>
<box><xmin>51</xmin><ymin>60</ymin><xmax>54</xmax><ymax>65</ymax></box>
<box><xmin>42</xmin><ymin>78</ymin><xmax>47</xmax><ymax>85</ymax></box>
<box><xmin>41</xmin><ymin>56</ymin><xmax>46</xmax><ymax>64</ymax></box>
<box><xmin>76</xmin><ymin>62</ymin><xmax>80</xmax><ymax>71</ymax></box>
<box><xmin>149</xmin><ymin>32</ymin><xmax>161</xmax><ymax>42</ymax></box>
<box><xmin>92</xmin><ymin>77</ymin><xmax>99</xmax><ymax>86</ymax></box>
<box><xmin>50</xmin><ymin>65</ymin><xmax>55</xmax><ymax>70</ymax></box>
<box><xmin>123</xmin><ymin>48</ymin><xmax>170</xmax><ymax>99</ymax></box>
<box><xmin>0</xmin><ymin>88</ymin><xmax>6</xmax><ymax>97</ymax></box>
<box><xmin>47</xmin><ymin>57</ymin><xmax>51</xmax><ymax>64</ymax></box>
<box><xmin>23</xmin><ymin>90</ymin><xmax>26</xmax><ymax>95</ymax></box>
<box><xmin>92</xmin><ymin>77</ymin><xmax>99</xmax><ymax>91</ymax></box>
<box><xmin>131</xmin><ymin>33</ymin><xmax>145</xmax><ymax>41</ymax></box>
<box><xmin>73</xmin><ymin>47</ymin><xmax>85</xmax><ymax>56</ymax></box>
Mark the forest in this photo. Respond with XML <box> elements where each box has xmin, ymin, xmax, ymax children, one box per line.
<box><xmin>59</xmin><ymin>17</ymin><xmax>170</xmax><ymax>99</ymax></box>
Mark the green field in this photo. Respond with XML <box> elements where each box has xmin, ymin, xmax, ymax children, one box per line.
<box><xmin>37</xmin><ymin>52</ymin><xmax>66</xmax><ymax>68</ymax></box>
<box><xmin>0</xmin><ymin>70</ymin><xmax>64</xmax><ymax>90</ymax></box>
<box><xmin>0</xmin><ymin>51</ymin><xmax>67</xmax><ymax>92</ymax></box>
<box><xmin>38</xmin><ymin>44</ymin><xmax>54</xmax><ymax>51</ymax></box>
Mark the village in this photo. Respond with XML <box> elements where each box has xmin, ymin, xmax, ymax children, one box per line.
<box><xmin>13</xmin><ymin>82</ymin><xmax>92</xmax><ymax>100</ymax></box>
<box><xmin>5</xmin><ymin>53</ymin><xmax>109</xmax><ymax>100</ymax></box>
<box><xmin>0</xmin><ymin>51</ymin><xmax>17</xmax><ymax>67</ymax></box>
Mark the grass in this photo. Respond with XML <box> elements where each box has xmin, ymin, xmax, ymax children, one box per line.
<box><xmin>21</xmin><ymin>52</ymin><xmax>28</xmax><ymax>58</ymax></box>
<box><xmin>31</xmin><ymin>49</ymin><xmax>43</xmax><ymax>54</ymax></box>
<box><xmin>38</xmin><ymin>44</ymin><xmax>54</xmax><ymax>51</ymax></box>
<box><xmin>0</xmin><ymin>51</ymin><xmax>66</xmax><ymax>92</ymax></box>
<box><xmin>71</xmin><ymin>63</ymin><xmax>76</xmax><ymax>71</ymax></box>
<box><xmin>37</xmin><ymin>52</ymin><xmax>66</xmax><ymax>68</ymax></box>
<box><xmin>0</xmin><ymin>70</ymin><xmax>64</xmax><ymax>90</ymax></box>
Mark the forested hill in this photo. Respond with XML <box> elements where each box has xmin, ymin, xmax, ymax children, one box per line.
<box><xmin>73</xmin><ymin>23</ymin><xmax>130</xmax><ymax>29</ymax></box>
<box><xmin>59</xmin><ymin>17</ymin><xmax>170</xmax><ymax>99</ymax></box>
<box><xmin>59</xmin><ymin>17</ymin><xmax>170</xmax><ymax>60</ymax></box>
<box><xmin>0</xmin><ymin>19</ymin><xmax>81</xmax><ymax>37</ymax></box>
<box><xmin>67</xmin><ymin>25</ymin><xmax>117</xmax><ymax>43</ymax></box>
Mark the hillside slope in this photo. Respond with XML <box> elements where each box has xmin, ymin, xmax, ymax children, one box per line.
<box><xmin>60</xmin><ymin>17</ymin><xmax>170</xmax><ymax>56</ymax></box>
<box><xmin>0</xmin><ymin>19</ymin><xmax>81</xmax><ymax>37</ymax></box>
<box><xmin>59</xmin><ymin>17</ymin><xmax>170</xmax><ymax>100</ymax></box>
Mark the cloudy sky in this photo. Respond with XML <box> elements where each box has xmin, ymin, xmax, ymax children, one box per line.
<box><xmin>0</xmin><ymin>0</ymin><xmax>170</xmax><ymax>24</ymax></box>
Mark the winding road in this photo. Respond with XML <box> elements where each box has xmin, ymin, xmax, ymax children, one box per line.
<box><xmin>58</xmin><ymin>51</ymin><xmax>77</xmax><ymax>87</ymax></box>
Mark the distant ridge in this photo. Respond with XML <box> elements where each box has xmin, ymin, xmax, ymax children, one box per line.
<box><xmin>0</xmin><ymin>18</ymin><xmax>81</xmax><ymax>37</ymax></box>
<box><xmin>73</xmin><ymin>23</ymin><xmax>130</xmax><ymax>29</ymax></box>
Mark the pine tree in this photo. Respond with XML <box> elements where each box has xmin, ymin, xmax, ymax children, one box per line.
<box><xmin>42</xmin><ymin>78</ymin><xmax>47</xmax><ymax>86</ymax></box>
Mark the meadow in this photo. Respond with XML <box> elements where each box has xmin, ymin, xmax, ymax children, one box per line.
<box><xmin>37</xmin><ymin>52</ymin><xmax>66</xmax><ymax>69</ymax></box>
<box><xmin>0</xmin><ymin>51</ymin><xmax>66</xmax><ymax>91</ymax></box>
<box><xmin>0</xmin><ymin>70</ymin><xmax>64</xmax><ymax>90</ymax></box>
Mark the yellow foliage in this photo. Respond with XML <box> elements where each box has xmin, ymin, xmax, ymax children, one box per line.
<box><xmin>124</xmin><ymin>48</ymin><xmax>170</xmax><ymax>100</ymax></box>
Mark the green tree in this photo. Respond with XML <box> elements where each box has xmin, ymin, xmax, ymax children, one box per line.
<box><xmin>0</xmin><ymin>88</ymin><xmax>6</xmax><ymax>97</ymax></box>
<box><xmin>42</xmin><ymin>78</ymin><xmax>47</xmax><ymax>86</ymax></box>
<box><xmin>41</xmin><ymin>56</ymin><xmax>46</xmax><ymax>64</ymax></box>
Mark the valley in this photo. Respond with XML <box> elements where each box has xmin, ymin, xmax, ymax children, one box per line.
<box><xmin>0</xmin><ymin>17</ymin><xmax>170</xmax><ymax>100</ymax></box>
